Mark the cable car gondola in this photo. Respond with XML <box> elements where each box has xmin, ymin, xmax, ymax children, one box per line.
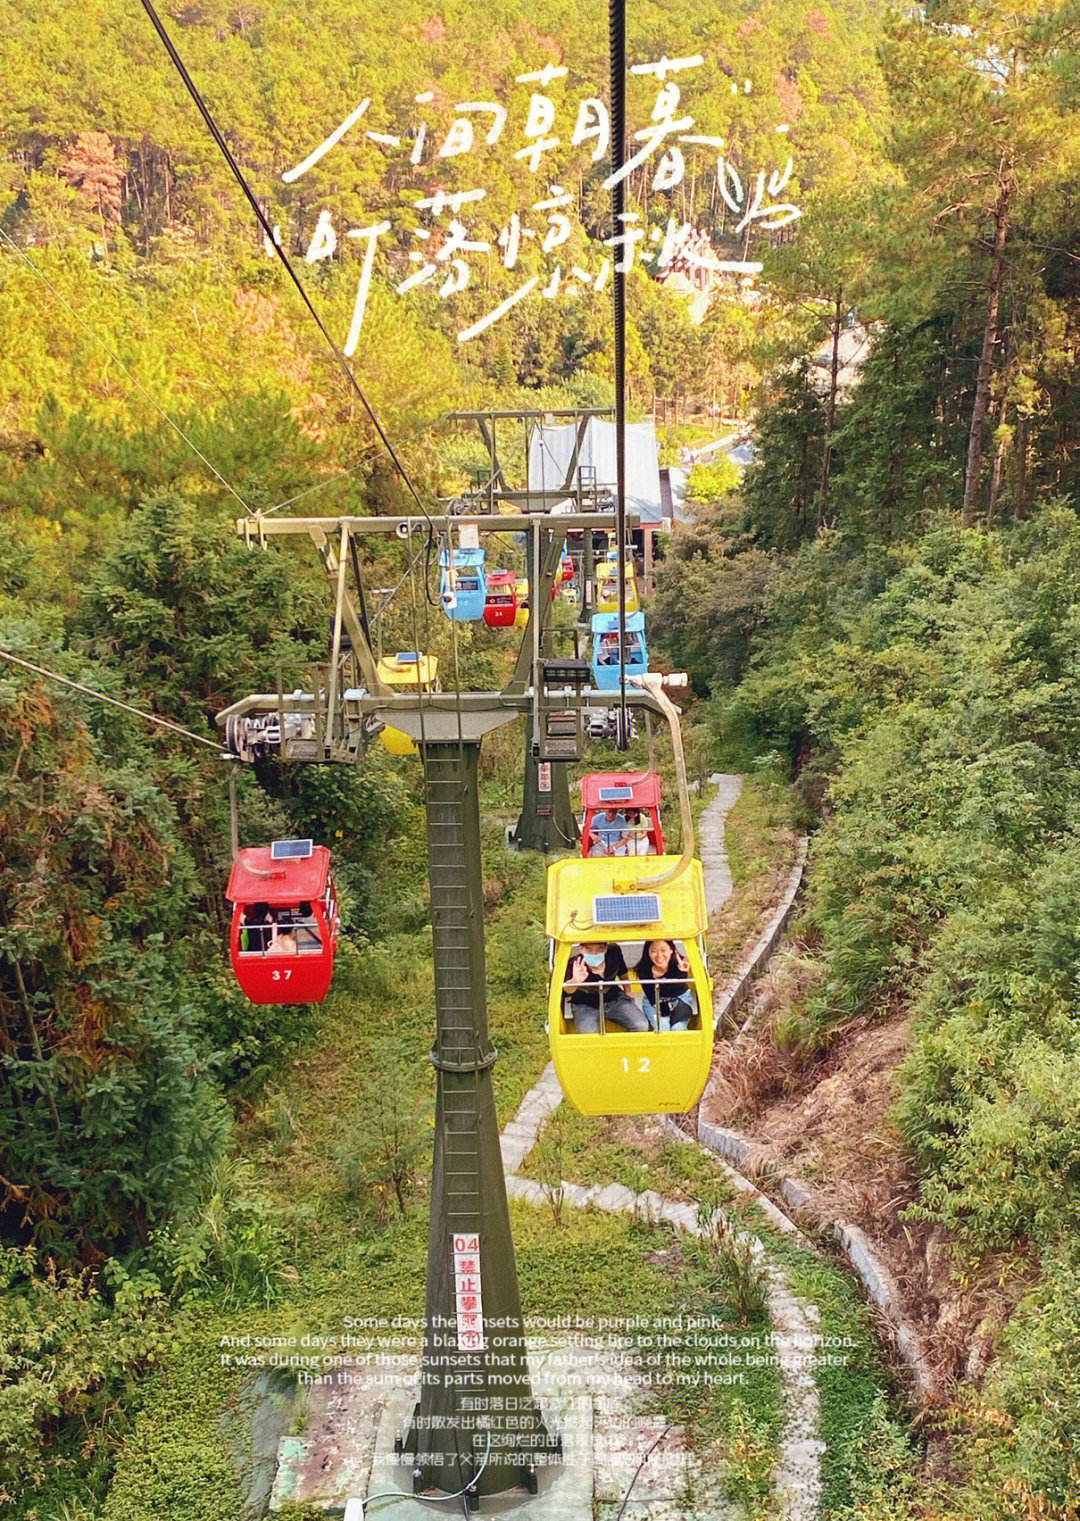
<box><xmin>483</xmin><ymin>569</ymin><xmax>519</xmax><ymax>628</ymax></box>
<box><xmin>595</xmin><ymin>559</ymin><xmax>639</xmax><ymax>613</ymax></box>
<box><xmin>375</xmin><ymin>651</ymin><xmax>439</xmax><ymax>754</ymax></box>
<box><xmin>440</xmin><ymin>545</ymin><xmax>487</xmax><ymax>621</ymax></box>
<box><xmin>591</xmin><ymin>611</ymin><xmax>648</xmax><ymax>690</ymax></box>
<box><xmin>545</xmin><ymin>856</ymin><xmax>713</xmax><ymax>1115</ymax></box>
<box><xmin>227</xmin><ymin>840</ymin><xmax>340</xmax><ymax>1005</ymax></box>
<box><xmin>513</xmin><ymin>575</ymin><xmax>530</xmax><ymax>629</ymax></box>
<box><xmin>581</xmin><ymin>771</ymin><xmax>665</xmax><ymax>857</ymax></box>
<box><xmin>512</xmin><ymin>574</ymin><xmax>556</xmax><ymax>628</ymax></box>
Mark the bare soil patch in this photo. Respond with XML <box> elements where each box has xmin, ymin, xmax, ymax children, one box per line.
<box><xmin>702</xmin><ymin>964</ymin><xmax>1031</xmax><ymax>1397</ymax></box>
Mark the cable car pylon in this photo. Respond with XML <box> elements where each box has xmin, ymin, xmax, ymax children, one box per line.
<box><xmin>219</xmin><ymin>506</ymin><xmax>658</xmax><ymax>1508</ymax></box>
<box><xmin>512</xmin><ymin>525</ymin><xmax>580</xmax><ymax>853</ymax></box>
<box><xmin>443</xmin><ymin>406</ymin><xmax>614</xmax><ymax>855</ymax></box>
<box><xmin>404</xmin><ymin>735</ymin><xmax>558</xmax><ymax>1497</ymax></box>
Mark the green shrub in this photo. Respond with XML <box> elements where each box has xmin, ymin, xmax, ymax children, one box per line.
<box><xmin>725</xmin><ymin>505</ymin><xmax>1080</xmax><ymax>1265</ymax></box>
<box><xmin>981</xmin><ymin>1242</ymin><xmax>1080</xmax><ymax>1512</ymax></box>
<box><xmin>694</xmin><ymin>1195</ymin><xmax>768</xmax><ymax>1324</ymax></box>
<box><xmin>149</xmin><ymin>1157</ymin><xmax>289</xmax><ymax>1307</ymax></box>
<box><xmin>686</xmin><ymin>457</ymin><xmax>740</xmax><ymax>502</ymax></box>
<box><xmin>331</xmin><ymin>1036</ymin><xmax>432</xmax><ymax>1223</ymax></box>
<box><xmin>0</xmin><ymin>1247</ymin><xmax>168</xmax><ymax>1504</ymax></box>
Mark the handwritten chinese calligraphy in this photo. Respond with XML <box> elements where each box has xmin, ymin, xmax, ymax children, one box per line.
<box><xmin>274</xmin><ymin>55</ymin><xmax>802</xmax><ymax>346</ymax></box>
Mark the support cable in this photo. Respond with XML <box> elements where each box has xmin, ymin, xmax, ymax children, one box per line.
<box><xmin>0</xmin><ymin>648</ymin><xmax>229</xmax><ymax>755</ymax></box>
<box><xmin>614</xmin><ymin>1424</ymin><xmax>672</xmax><ymax>1520</ymax></box>
<box><xmin>263</xmin><ymin>457</ymin><xmax>371</xmax><ymax>516</ymax></box>
<box><xmin>356</xmin><ymin>1433</ymin><xmax>492</xmax><ymax>1514</ymax></box>
<box><xmin>448</xmin><ymin>585</ymin><xmax>467</xmax><ymax>761</ymax></box>
<box><xmin>0</xmin><ymin>225</ymin><xmax>253</xmax><ymax>514</ymax></box>
<box><xmin>137</xmin><ymin>0</ymin><xmax>434</xmax><ymax>529</ymax></box>
<box><xmin>440</xmin><ymin>530</ymin><xmax>469</xmax><ymax>763</ymax></box>
<box><xmin>609</xmin><ymin>0</ymin><xmax>629</xmax><ymax>749</ymax></box>
<box><xmin>403</xmin><ymin>524</ymin><xmax>431</xmax><ymax>762</ymax></box>
<box><xmin>627</xmin><ymin>674</ymin><xmax>694</xmax><ymax>890</ymax></box>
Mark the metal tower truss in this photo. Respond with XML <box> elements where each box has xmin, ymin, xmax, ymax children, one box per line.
<box><xmin>443</xmin><ymin>406</ymin><xmax>612</xmax><ymax>515</ymax></box>
<box><xmin>219</xmin><ymin>503</ymin><xmax>680</xmax><ymax>1508</ymax></box>
<box><xmin>220</xmin><ymin>510</ymin><xmax>662</xmax><ymax>764</ymax></box>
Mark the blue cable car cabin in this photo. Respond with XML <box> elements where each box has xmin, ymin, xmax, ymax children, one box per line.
<box><xmin>439</xmin><ymin>546</ymin><xmax>487</xmax><ymax>621</ymax></box>
<box><xmin>591</xmin><ymin>611</ymin><xmax>648</xmax><ymax>691</ymax></box>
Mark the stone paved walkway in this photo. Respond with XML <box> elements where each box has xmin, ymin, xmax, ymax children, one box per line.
<box><xmin>698</xmin><ymin>773</ymin><xmax>743</xmax><ymax>914</ymax></box>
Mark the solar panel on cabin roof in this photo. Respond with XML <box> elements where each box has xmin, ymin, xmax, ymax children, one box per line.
<box><xmin>593</xmin><ymin>894</ymin><xmax>662</xmax><ymax>926</ymax></box>
<box><xmin>270</xmin><ymin>839</ymin><xmax>314</xmax><ymax>861</ymax></box>
<box><xmin>598</xmin><ymin>786</ymin><xmax>635</xmax><ymax>802</ymax></box>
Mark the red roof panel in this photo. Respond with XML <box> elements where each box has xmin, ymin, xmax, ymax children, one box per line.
<box><xmin>225</xmin><ymin>845</ymin><xmax>332</xmax><ymax>907</ymax></box>
<box><xmin>580</xmin><ymin>771</ymin><xmax>663</xmax><ymax>810</ymax></box>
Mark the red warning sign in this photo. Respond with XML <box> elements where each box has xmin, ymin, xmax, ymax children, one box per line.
<box><xmin>451</xmin><ymin>1233</ymin><xmax>484</xmax><ymax>1350</ymax></box>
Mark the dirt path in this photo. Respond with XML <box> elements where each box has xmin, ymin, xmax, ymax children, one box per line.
<box><xmin>697</xmin><ymin>789</ymin><xmax>998</xmax><ymax>1400</ymax></box>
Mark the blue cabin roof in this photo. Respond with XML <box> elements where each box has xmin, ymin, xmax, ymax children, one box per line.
<box><xmin>440</xmin><ymin>546</ymin><xmax>486</xmax><ymax>570</ymax></box>
<box><xmin>591</xmin><ymin>610</ymin><xmax>646</xmax><ymax>635</ymax></box>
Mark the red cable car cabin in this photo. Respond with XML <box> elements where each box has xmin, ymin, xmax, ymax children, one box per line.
<box><xmin>226</xmin><ymin>841</ymin><xmax>339</xmax><ymax>1004</ymax></box>
<box><xmin>483</xmin><ymin>569</ymin><xmax>519</xmax><ymax>628</ymax></box>
<box><xmin>580</xmin><ymin>772</ymin><xmax>665</xmax><ymax>858</ymax></box>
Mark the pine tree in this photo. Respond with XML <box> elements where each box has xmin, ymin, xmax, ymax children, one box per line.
<box><xmin>882</xmin><ymin>0</ymin><xmax>1080</xmax><ymax>525</ymax></box>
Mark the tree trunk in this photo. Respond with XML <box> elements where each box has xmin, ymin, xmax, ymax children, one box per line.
<box><xmin>1016</xmin><ymin>413</ymin><xmax>1029</xmax><ymax>519</ymax></box>
<box><xmin>962</xmin><ymin>176</ymin><xmax>1013</xmax><ymax>527</ymax></box>
<box><xmin>797</xmin><ymin>427</ymin><xmax>809</xmax><ymax>535</ymax></box>
<box><xmin>816</xmin><ymin>287</ymin><xmax>843</xmax><ymax>532</ymax></box>
<box><xmin>985</xmin><ymin>391</ymin><xmax>1010</xmax><ymax>527</ymax></box>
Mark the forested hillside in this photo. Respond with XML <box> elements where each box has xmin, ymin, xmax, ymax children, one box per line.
<box><xmin>3</xmin><ymin>0</ymin><xmax>1080</xmax><ymax>1517</ymax></box>
<box><xmin>650</xmin><ymin>2</ymin><xmax>1080</xmax><ymax>1513</ymax></box>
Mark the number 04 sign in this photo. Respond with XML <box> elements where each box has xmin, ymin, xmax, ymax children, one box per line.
<box><xmin>451</xmin><ymin>1232</ymin><xmax>485</xmax><ymax>1350</ymax></box>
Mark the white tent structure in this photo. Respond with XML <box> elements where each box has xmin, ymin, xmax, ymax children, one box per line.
<box><xmin>527</xmin><ymin>417</ymin><xmax>680</xmax><ymax>591</ymax></box>
<box><xmin>527</xmin><ymin>418</ymin><xmax>665</xmax><ymax>524</ymax></box>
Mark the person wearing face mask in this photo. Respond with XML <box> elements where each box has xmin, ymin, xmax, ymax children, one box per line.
<box><xmin>564</xmin><ymin>940</ymin><xmax>649</xmax><ymax>1033</ymax></box>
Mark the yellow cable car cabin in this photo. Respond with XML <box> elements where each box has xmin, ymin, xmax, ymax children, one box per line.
<box><xmin>545</xmin><ymin>857</ymin><xmax>713</xmax><ymax>1115</ymax></box>
<box><xmin>375</xmin><ymin>652</ymin><xmax>439</xmax><ymax>755</ymax></box>
<box><xmin>513</xmin><ymin>576</ymin><xmax>530</xmax><ymax>629</ymax></box>
<box><xmin>595</xmin><ymin>561</ymin><xmax>639</xmax><ymax>614</ymax></box>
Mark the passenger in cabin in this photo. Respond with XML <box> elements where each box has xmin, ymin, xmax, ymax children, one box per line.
<box><xmin>240</xmin><ymin>902</ymin><xmax>271</xmax><ymax>952</ymax></box>
<box><xmin>598</xmin><ymin>633</ymin><xmax>619</xmax><ymax>665</ymax></box>
<box><xmin>268</xmin><ymin>912</ymin><xmax>298</xmax><ymax>955</ymax></box>
<box><xmin>293</xmin><ymin>901</ymin><xmax>322</xmax><ymax>952</ymax></box>
<box><xmin>588</xmin><ymin>805</ymin><xmax>628</xmax><ymax>857</ymax></box>
<box><xmin>564</xmin><ymin>941</ymin><xmax>649</xmax><ymax>1033</ymax></box>
<box><xmin>635</xmin><ymin>940</ymin><xmax>695</xmax><ymax>1030</ymax></box>
<box><xmin>617</xmin><ymin>808</ymin><xmax>652</xmax><ymax>856</ymax></box>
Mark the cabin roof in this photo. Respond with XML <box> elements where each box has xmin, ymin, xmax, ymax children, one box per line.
<box><xmin>226</xmin><ymin>845</ymin><xmax>332</xmax><ymax>907</ymax></box>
